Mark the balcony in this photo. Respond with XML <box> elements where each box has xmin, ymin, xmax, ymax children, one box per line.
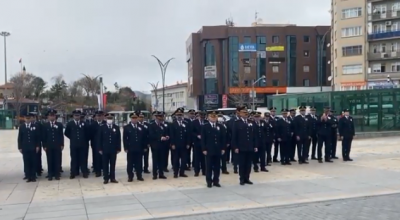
<box><xmin>368</xmin><ymin>30</ymin><xmax>400</xmax><ymax>41</ymax></box>
<box><xmin>368</xmin><ymin>51</ymin><xmax>400</xmax><ymax>61</ymax></box>
<box><xmin>368</xmin><ymin>10</ymin><xmax>400</xmax><ymax>22</ymax></box>
<box><xmin>368</xmin><ymin>71</ymin><xmax>400</xmax><ymax>80</ymax></box>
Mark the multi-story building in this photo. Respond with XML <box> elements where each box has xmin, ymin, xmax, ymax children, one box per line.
<box><xmin>367</xmin><ymin>0</ymin><xmax>400</xmax><ymax>89</ymax></box>
<box><xmin>150</xmin><ymin>82</ymin><xmax>196</xmax><ymax>113</ymax></box>
<box><xmin>186</xmin><ymin>21</ymin><xmax>331</xmax><ymax>109</ymax></box>
<box><xmin>331</xmin><ymin>0</ymin><xmax>367</xmax><ymax>91</ymax></box>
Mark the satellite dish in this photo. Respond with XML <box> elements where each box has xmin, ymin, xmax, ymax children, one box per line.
<box><xmin>328</xmin><ymin>76</ymin><xmax>333</xmax><ymax>81</ymax></box>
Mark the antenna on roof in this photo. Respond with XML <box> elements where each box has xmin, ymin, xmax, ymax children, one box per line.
<box><xmin>225</xmin><ymin>16</ymin><xmax>235</xmax><ymax>27</ymax></box>
<box><xmin>255</xmin><ymin>11</ymin><xmax>258</xmax><ymax>22</ymax></box>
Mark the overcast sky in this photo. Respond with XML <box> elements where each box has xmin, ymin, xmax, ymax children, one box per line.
<box><xmin>0</xmin><ymin>0</ymin><xmax>330</xmax><ymax>92</ymax></box>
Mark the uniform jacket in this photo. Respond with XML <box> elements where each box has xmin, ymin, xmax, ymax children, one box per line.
<box><xmin>192</xmin><ymin>119</ymin><xmax>208</xmax><ymax>145</ymax></box>
<box><xmin>276</xmin><ymin>117</ymin><xmax>293</xmax><ymax>142</ymax></box>
<box><xmin>253</xmin><ymin>120</ymin><xmax>267</xmax><ymax>147</ymax></box>
<box><xmin>42</xmin><ymin>121</ymin><xmax>64</xmax><ymax>149</ymax></box>
<box><xmin>148</xmin><ymin>121</ymin><xmax>168</xmax><ymax>148</ymax></box>
<box><xmin>18</xmin><ymin>123</ymin><xmax>41</xmax><ymax>151</ymax></box>
<box><xmin>91</xmin><ymin>120</ymin><xmax>106</xmax><ymax>148</ymax></box>
<box><xmin>201</xmin><ymin>122</ymin><xmax>225</xmax><ymax>156</ymax></box>
<box><xmin>317</xmin><ymin>115</ymin><xmax>332</xmax><ymax>136</ymax></box>
<box><xmin>306</xmin><ymin>114</ymin><xmax>318</xmax><ymax>136</ymax></box>
<box><xmin>294</xmin><ymin>114</ymin><xmax>311</xmax><ymax>138</ymax></box>
<box><xmin>123</xmin><ymin>122</ymin><xmax>147</xmax><ymax>152</ymax></box>
<box><xmin>64</xmin><ymin>120</ymin><xmax>90</xmax><ymax>147</ymax></box>
<box><xmin>98</xmin><ymin>123</ymin><xmax>121</xmax><ymax>153</ymax></box>
<box><xmin>263</xmin><ymin>118</ymin><xmax>275</xmax><ymax>143</ymax></box>
<box><xmin>169</xmin><ymin>120</ymin><xmax>190</xmax><ymax>148</ymax></box>
<box><xmin>231</xmin><ymin>119</ymin><xmax>256</xmax><ymax>151</ymax></box>
<box><xmin>338</xmin><ymin>116</ymin><xmax>355</xmax><ymax>138</ymax></box>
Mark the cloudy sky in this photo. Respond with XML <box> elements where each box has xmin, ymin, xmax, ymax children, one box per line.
<box><xmin>0</xmin><ymin>0</ymin><xmax>330</xmax><ymax>92</ymax></box>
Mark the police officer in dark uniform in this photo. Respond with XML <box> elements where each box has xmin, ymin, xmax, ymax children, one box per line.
<box><xmin>263</xmin><ymin>112</ymin><xmax>275</xmax><ymax>166</ymax></box>
<box><xmin>217</xmin><ymin>112</ymin><xmax>229</xmax><ymax>174</ymax></box>
<box><xmin>339</xmin><ymin>109</ymin><xmax>355</xmax><ymax>161</ymax></box>
<box><xmin>42</xmin><ymin>109</ymin><xmax>64</xmax><ymax>180</ymax></box>
<box><xmin>18</xmin><ymin>113</ymin><xmax>41</xmax><ymax>182</ymax></box>
<box><xmin>269</xmin><ymin>107</ymin><xmax>281</xmax><ymax>163</ymax></box>
<box><xmin>64</xmin><ymin>110</ymin><xmax>90</xmax><ymax>179</ymax></box>
<box><xmin>288</xmin><ymin>108</ymin><xmax>297</xmax><ymax>162</ymax></box>
<box><xmin>252</xmin><ymin>111</ymin><xmax>268</xmax><ymax>172</ymax></box>
<box><xmin>184</xmin><ymin>109</ymin><xmax>196</xmax><ymax>170</ymax></box>
<box><xmin>148</xmin><ymin>111</ymin><xmax>168</xmax><ymax>180</ymax></box>
<box><xmin>232</xmin><ymin>106</ymin><xmax>257</xmax><ymax>185</ymax></box>
<box><xmin>226</xmin><ymin>109</ymin><xmax>239</xmax><ymax>173</ymax></box>
<box><xmin>329</xmin><ymin>110</ymin><xmax>339</xmax><ymax>159</ymax></box>
<box><xmin>98</xmin><ymin>113</ymin><xmax>121</xmax><ymax>184</ymax></box>
<box><xmin>276</xmin><ymin>109</ymin><xmax>293</xmax><ymax>165</ymax></box>
<box><xmin>80</xmin><ymin>112</ymin><xmax>91</xmax><ymax>174</ymax></box>
<box><xmin>91</xmin><ymin>111</ymin><xmax>106</xmax><ymax>177</ymax></box>
<box><xmin>202</xmin><ymin>111</ymin><xmax>225</xmax><ymax>188</ymax></box>
<box><xmin>123</xmin><ymin>111</ymin><xmax>147</xmax><ymax>182</ymax></box>
<box><xmin>160</xmin><ymin>111</ymin><xmax>171</xmax><ymax>172</ymax></box>
<box><xmin>192</xmin><ymin>111</ymin><xmax>207</xmax><ymax>176</ymax></box>
<box><xmin>293</xmin><ymin>106</ymin><xmax>311</xmax><ymax>164</ymax></box>
<box><xmin>170</xmin><ymin>108</ymin><xmax>190</xmax><ymax>178</ymax></box>
<box><xmin>307</xmin><ymin>107</ymin><xmax>318</xmax><ymax>160</ymax></box>
<box><xmin>32</xmin><ymin>114</ymin><xmax>44</xmax><ymax>176</ymax></box>
<box><xmin>138</xmin><ymin>111</ymin><xmax>151</xmax><ymax>173</ymax></box>
<box><xmin>317</xmin><ymin>107</ymin><xmax>333</xmax><ymax>163</ymax></box>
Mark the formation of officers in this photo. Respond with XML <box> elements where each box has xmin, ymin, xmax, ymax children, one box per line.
<box><xmin>17</xmin><ymin>105</ymin><xmax>355</xmax><ymax>188</ymax></box>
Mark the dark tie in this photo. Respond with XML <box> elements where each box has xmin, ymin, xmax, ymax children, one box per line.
<box><xmin>51</xmin><ymin>122</ymin><xmax>54</xmax><ymax>128</ymax></box>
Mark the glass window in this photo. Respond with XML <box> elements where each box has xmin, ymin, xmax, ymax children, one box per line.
<box><xmin>259</xmin><ymin>36</ymin><xmax>266</xmax><ymax>44</ymax></box>
<box><xmin>304</xmin><ymin>50</ymin><xmax>310</xmax><ymax>57</ymax></box>
<box><xmin>342</xmin><ymin>7</ymin><xmax>362</xmax><ymax>19</ymax></box>
<box><xmin>342</xmin><ymin>45</ymin><xmax>362</xmax><ymax>56</ymax></box>
<box><xmin>372</xmin><ymin>63</ymin><xmax>382</xmax><ymax>72</ymax></box>
<box><xmin>229</xmin><ymin>36</ymin><xmax>239</xmax><ymax>86</ymax></box>
<box><xmin>272</xmin><ymin>65</ymin><xmax>279</xmax><ymax>72</ymax></box>
<box><xmin>303</xmin><ymin>79</ymin><xmax>310</xmax><ymax>86</ymax></box>
<box><xmin>272</xmin><ymin>80</ymin><xmax>279</xmax><ymax>86</ymax></box>
<box><xmin>392</xmin><ymin>42</ymin><xmax>398</xmax><ymax>52</ymax></box>
<box><xmin>341</xmin><ymin>26</ymin><xmax>362</xmax><ymax>37</ymax></box>
<box><xmin>303</xmin><ymin>36</ymin><xmax>310</xmax><ymax>42</ymax></box>
<box><xmin>342</xmin><ymin>64</ymin><xmax>363</xmax><ymax>75</ymax></box>
<box><xmin>303</xmin><ymin>65</ymin><xmax>310</xmax><ymax>72</ymax></box>
<box><xmin>391</xmin><ymin>62</ymin><xmax>400</xmax><ymax>72</ymax></box>
<box><xmin>272</xmin><ymin>36</ymin><xmax>279</xmax><ymax>43</ymax></box>
<box><xmin>244</xmin><ymin>36</ymin><xmax>251</xmax><ymax>59</ymax></box>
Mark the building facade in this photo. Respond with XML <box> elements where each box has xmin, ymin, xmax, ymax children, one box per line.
<box><xmin>186</xmin><ymin>23</ymin><xmax>331</xmax><ymax>109</ymax></box>
<box><xmin>150</xmin><ymin>82</ymin><xmax>195</xmax><ymax>113</ymax></box>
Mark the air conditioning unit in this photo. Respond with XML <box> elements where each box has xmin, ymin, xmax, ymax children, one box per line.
<box><xmin>386</xmin><ymin>21</ymin><xmax>392</xmax><ymax>26</ymax></box>
<box><xmin>381</xmin><ymin>53</ymin><xmax>389</xmax><ymax>58</ymax></box>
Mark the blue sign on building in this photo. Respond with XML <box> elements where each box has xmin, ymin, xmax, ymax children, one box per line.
<box><xmin>238</xmin><ymin>43</ymin><xmax>256</xmax><ymax>52</ymax></box>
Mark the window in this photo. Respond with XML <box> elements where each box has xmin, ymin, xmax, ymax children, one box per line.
<box><xmin>272</xmin><ymin>65</ymin><xmax>279</xmax><ymax>72</ymax></box>
<box><xmin>371</xmin><ymin>63</ymin><xmax>384</xmax><ymax>73</ymax></box>
<box><xmin>272</xmin><ymin>52</ymin><xmax>279</xmax><ymax>57</ymax></box>
<box><xmin>373</xmin><ymin>24</ymin><xmax>386</xmax><ymax>33</ymax></box>
<box><xmin>341</xmin><ymin>26</ymin><xmax>362</xmax><ymax>37</ymax></box>
<box><xmin>391</xmin><ymin>22</ymin><xmax>399</xmax><ymax>32</ymax></box>
<box><xmin>304</xmin><ymin>50</ymin><xmax>310</xmax><ymax>57</ymax></box>
<box><xmin>272</xmin><ymin>80</ymin><xmax>279</xmax><ymax>86</ymax></box>
<box><xmin>392</xmin><ymin>42</ymin><xmax>398</xmax><ymax>52</ymax></box>
<box><xmin>342</xmin><ymin>7</ymin><xmax>362</xmax><ymax>19</ymax></box>
<box><xmin>303</xmin><ymin>65</ymin><xmax>310</xmax><ymax>72</ymax></box>
<box><xmin>391</xmin><ymin>62</ymin><xmax>400</xmax><ymax>72</ymax></box>
<box><xmin>303</xmin><ymin>79</ymin><xmax>310</xmax><ymax>86</ymax></box>
<box><xmin>342</xmin><ymin>45</ymin><xmax>362</xmax><ymax>56</ymax></box>
<box><xmin>272</xmin><ymin>36</ymin><xmax>279</xmax><ymax>43</ymax></box>
<box><xmin>342</xmin><ymin>64</ymin><xmax>363</xmax><ymax>75</ymax></box>
<box><xmin>303</xmin><ymin>36</ymin><xmax>310</xmax><ymax>43</ymax></box>
<box><xmin>258</xmin><ymin>36</ymin><xmax>266</xmax><ymax>44</ymax></box>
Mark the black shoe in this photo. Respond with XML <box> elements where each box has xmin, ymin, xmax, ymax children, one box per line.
<box><xmin>37</xmin><ymin>172</ymin><xmax>42</xmax><ymax>177</ymax></box>
<box><xmin>291</xmin><ymin>159</ymin><xmax>297</xmax><ymax>162</ymax></box>
<box><xmin>213</xmin><ymin>183</ymin><xmax>221</xmax><ymax>187</ymax></box>
<box><xmin>194</xmin><ymin>173</ymin><xmax>199</xmax><ymax>177</ymax></box>
<box><xmin>222</xmin><ymin>170</ymin><xmax>230</xmax><ymax>174</ymax></box>
<box><xmin>325</xmin><ymin>159</ymin><xmax>333</xmax><ymax>163</ymax></box>
<box><xmin>179</xmin><ymin>174</ymin><xmax>188</xmax><ymax>178</ymax></box>
<box><xmin>70</xmin><ymin>175</ymin><xmax>75</xmax><ymax>179</ymax></box>
<box><xmin>26</xmin><ymin>179</ymin><xmax>31</xmax><ymax>183</ymax></box>
<box><xmin>45</xmin><ymin>175</ymin><xmax>49</xmax><ymax>178</ymax></box>
<box><xmin>55</xmin><ymin>177</ymin><xmax>60</xmax><ymax>180</ymax></box>
<box><xmin>23</xmin><ymin>176</ymin><xmax>27</xmax><ymax>180</ymax></box>
<box><xmin>240</xmin><ymin>181</ymin><xmax>245</xmax><ymax>185</ymax></box>
<box><xmin>347</xmin><ymin>158</ymin><xmax>353</xmax><ymax>161</ymax></box>
<box><xmin>163</xmin><ymin>168</ymin><xmax>169</xmax><ymax>172</ymax></box>
<box><xmin>245</xmin><ymin>180</ymin><xmax>253</xmax><ymax>185</ymax></box>
<box><xmin>173</xmin><ymin>174</ymin><xmax>178</xmax><ymax>178</ymax></box>
<box><xmin>273</xmin><ymin>159</ymin><xmax>279</xmax><ymax>163</ymax></box>
<box><xmin>143</xmin><ymin>170</ymin><xmax>151</xmax><ymax>174</ymax></box>
<box><xmin>60</xmin><ymin>169</ymin><xmax>64</xmax><ymax>173</ymax></box>
<box><xmin>110</xmin><ymin>179</ymin><xmax>118</xmax><ymax>183</ymax></box>
<box><xmin>254</xmin><ymin>169</ymin><xmax>259</xmax><ymax>173</ymax></box>
<box><xmin>202</xmin><ymin>173</ymin><xmax>206</xmax><ymax>176</ymax></box>
<box><xmin>95</xmin><ymin>173</ymin><xmax>101</xmax><ymax>177</ymax></box>
<box><xmin>83</xmin><ymin>174</ymin><xmax>89</xmax><ymax>178</ymax></box>
<box><xmin>31</xmin><ymin>179</ymin><xmax>36</xmax><ymax>182</ymax></box>
<box><xmin>128</xmin><ymin>178</ymin><xmax>133</xmax><ymax>182</ymax></box>
<box><xmin>234</xmin><ymin>169</ymin><xmax>238</xmax><ymax>174</ymax></box>
<box><xmin>207</xmin><ymin>183</ymin><xmax>212</xmax><ymax>188</ymax></box>
<box><xmin>281</xmin><ymin>162</ymin><xmax>286</xmax><ymax>165</ymax></box>
<box><xmin>152</xmin><ymin>176</ymin><xmax>157</xmax><ymax>180</ymax></box>
<box><xmin>302</xmin><ymin>161</ymin><xmax>309</xmax><ymax>164</ymax></box>
<box><xmin>261</xmin><ymin>168</ymin><xmax>268</xmax><ymax>172</ymax></box>
<box><xmin>137</xmin><ymin>177</ymin><xmax>144</xmax><ymax>181</ymax></box>
<box><xmin>159</xmin><ymin>175</ymin><xmax>167</xmax><ymax>179</ymax></box>
<box><xmin>311</xmin><ymin>157</ymin><xmax>317</xmax><ymax>160</ymax></box>
<box><xmin>103</xmin><ymin>180</ymin><xmax>109</xmax><ymax>184</ymax></box>
<box><xmin>318</xmin><ymin>159</ymin><xmax>323</xmax><ymax>163</ymax></box>
<box><xmin>185</xmin><ymin>167</ymin><xmax>191</xmax><ymax>171</ymax></box>
<box><xmin>332</xmin><ymin>156</ymin><xmax>339</xmax><ymax>159</ymax></box>
<box><xmin>48</xmin><ymin>177</ymin><xmax>53</xmax><ymax>181</ymax></box>
<box><xmin>286</xmin><ymin>162</ymin><xmax>292</xmax><ymax>165</ymax></box>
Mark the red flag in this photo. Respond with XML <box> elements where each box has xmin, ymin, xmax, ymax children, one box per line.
<box><xmin>19</xmin><ymin>58</ymin><xmax>21</xmax><ymax>63</ymax></box>
<box><xmin>103</xmin><ymin>94</ymin><xmax>107</xmax><ymax>109</ymax></box>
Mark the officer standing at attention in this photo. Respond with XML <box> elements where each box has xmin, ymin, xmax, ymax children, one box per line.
<box><xmin>148</xmin><ymin>111</ymin><xmax>168</xmax><ymax>180</ymax></box>
<box><xmin>338</xmin><ymin>109</ymin><xmax>355</xmax><ymax>161</ymax></box>
<box><xmin>217</xmin><ymin>112</ymin><xmax>229</xmax><ymax>174</ymax></box>
<box><xmin>91</xmin><ymin>111</ymin><xmax>106</xmax><ymax>177</ymax></box>
<box><xmin>138</xmin><ymin>111</ymin><xmax>151</xmax><ymax>174</ymax></box>
<box><xmin>160</xmin><ymin>112</ymin><xmax>171</xmax><ymax>173</ymax></box>
<box><xmin>329</xmin><ymin>110</ymin><xmax>339</xmax><ymax>159</ymax></box>
<box><xmin>306</xmin><ymin>107</ymin><xmax>318</xmax><ymax>160</ymax></box>
<box><xmin>232</xmin><ymin>106</ymin><xmax>257</xmax><ymax>185</ymax></box>
<box><xmin>317</xmin><ymin>107</ymin><xmax>334</xmax><ymax>163</ymax></box>
<box><xmin>263</xmin><ymin>112</ymin><xmax>275</xmax><ymax>166</ymax></box>
<box><xmin>252</xmin><ymin>111</ymin><xmax>268</xmax><ymax>172</ymax></box>
<box><xmin>202</xmin><ymin>111</ymin><xmax>225</xmax><ymax>188</ymax></box>
<box><xmin>98</xmin><ymin>114</ymin><xmax>121</xmax><ymax>184</ymax></box>
<box><xmin>276</xmin><ymin>109</ymin><xmax>293</xmax><ymax>165</ymax></box>
<box><xmin>184</xmin><ymin>109</ymin><xmax>196</xmax><ymax>170</ymax></box>
<box><xmin>288</xmin><ymin>108</ymin><xmax>297</xmax><ymax>162</ymax></box>
<box><xmin>170</xmin><ymin>108</ymin><xmax>190</xmax><ymax>178</ymax></box>
<box><xmin>293</xmin><ymin>106</ymin><xmax>311</xmax><ymax>164</ymax></box>
<box><xmin>269</xmin><ymin>107</ymin><xmax>280</xmax><ymax>163</ymax></box>
<box><xmin>42</xmin><ymin>109</ymin><xmax>64</xmax><ymax>180</ymax></box>
<box><xmin>192</xmin><ymin>111</ymin><xmax>207</xmax><ymax>176</ymax></box>
<box><xmin>64</xmin><ymin>110</ymin><xmax>90</xmax><ymax>179</ymax></box>
<box><xmin>32</xmin><ymin>114</ymin><xmax>44</xmax><ymax>177</ymax></box>
<box><xmin>226</xmin><ymin>109</ymin><xmax>239</xmax><ymax>173</ymax></box>
<box><xmin>123</xmin><ymin>111</ymin><xmax>147</xmax><ymax>182</ymax></box>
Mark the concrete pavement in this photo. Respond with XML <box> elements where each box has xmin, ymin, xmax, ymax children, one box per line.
<box><xmin>0</xmin><ymin>130</ymin><xmax>399</xmax><ymax>219</ymax></box>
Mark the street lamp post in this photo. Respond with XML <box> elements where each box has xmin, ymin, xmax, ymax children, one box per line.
<box><xmin>1</xmin><ymin>31</ymin><xmax>10</xmax><ymax>110</ymax></box>
<box><xmin>317</xmin><ymin>28</ymin><xmax>331</xmax><ymax>92</ymax></box>
<box><xmin>152</xmin><ymin>55</ymin><xmax>174</xmax><ymax>112</ymax></box>
<box><xmin>251</xmin><ymin>75</ymin><xmax>266</xmax><ymax>111</ymax></box>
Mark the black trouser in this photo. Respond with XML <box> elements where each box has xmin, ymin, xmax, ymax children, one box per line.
<box><xmin>221</xmin><ymin>151</ymin><xmax>227</xmax><ymax>172</ymax></box>
<box><xmin>238</xmin><ymin>151</ymin><xmax>253</xmax><ymax>182</ymax></box>
<box><xmin>331</xmin><ymin>131</ymin><xmax>338</xmax><ymax>157</ymax></box>
<box><xmin>70</xmin><ymin>147</ymin><xmax>88</xmax><ymax>175</ymax></box>
<box><xmin>206</xmin><ymin>155</ymin><xmax>220</xmax><ymax>184</ymax></box>
<box><xmin>102</xmin><ymin>153</ymin><xmax>117</xmax><ymax>180</ymax></box>
<box><xmin>151</xmin><ymin>146</ymin><xmax>164</xmax><ymax>177</ymax></box>
<box><xmin>273</xmin><ymin>140</ymin><xmax>280</xmax><ymax>160</ymax></box>
<box><xmin>92</xmin><ymin>146</ymin><xmax>102</xmax><ymax>174</ymax></box>
<box><xmin>297</xmin><ymin>137</ymin><xmax>309</xmax><ymax>162</ymax></box>
<box><xmin>46</xmin><ymin>148</ymin><xmax>61</xmax><ymax>178</ymax></box>
<box><xmin>226</xmin><ymin>146</ymin><xmax>231</xmax><ymax>162</ymax></box>
<box><xmin>172</xmin><ymin>147</ymin><xmax>187</xmax><ymax>175</ymax></box>
<box><xmin>143</xmin><ymin>149</ymin><xmax>149</xmax><ymax>171</ymax></box>
<box><xmin>342</xmin><ymin>137</ymin><xmax>353</xmax><ymax>159</ymax></box>
<box><xmin>23</xmin><ymin>150</ymin><xmax>37</xmax><ymax>180</ymax></box>
<box><xmin>162</xmin><ymin>143</ymin><xmax>170</xmax><ymax>169</ymax></box>
<box><xmin>317</xmin><ymin>134</ymin><xmax>331</xmax><ymax>160</ymax></box>
<box><xmin>253</xmin><ymin>145</ymin><xmax>266</xmax><ymax>169</ymax></box>
<box><xmin>127</xmin><ymin>151</ymin><xmax>142</xmax><ymax>179</ymax></box>
<box><xmin>266</xmin><ymin>142</ymin><xmax>273</xmax><ymax>164</ymax></box>
<box><xmin>290</xmin><ymin>137</ymin><xmax>296</xmax><ymax>160</ymax></box>
<box><xmin>308</xmin><ymin>134</ymin><xmax>317</xmax><ymax>158</ymax></box>
<box><xmin>36</xmin><ymin>147</ymin><xmax>42</xmax><ymax>173</ymax></box>
<box><xmin>232</xmin><ymin>151</ymin><xmax>239</xmax><ymax>171</ymax></box>
<box><xmin>60</xmin><ymin>151</ymin><xmax>63</xmax><ymax>171</ymax></box>
<box><xmin>193</xmin><ymin>143</ymin><xmax>205</xmax><ymax>174</ymax></box>
<box><xmin>186</xmin><ymin>144</ymin><xmax>192</xmax><ymax>167</ymax></box>
<box><xmin>279</xmin><ymin>141</ymin><xmax>290</xmax><ymax>164</ymax></box>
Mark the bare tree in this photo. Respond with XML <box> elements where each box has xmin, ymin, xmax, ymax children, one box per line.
<box><xmin>228</xmin><ymin>70</ymin><xmax>249</xmax><ymax>106</ymax></box>
<box><xmin>9</xmin><ymin>72</ymin><xmax>36</xmax><ymax>119</ymax></box>
<box><xmin>79</xmin><ymin>74</ymin><xmax>101</xmax><ymax>97</ymax></box>
<box><xmin>148</xmin><ymin>82</ymin><xmax>159</xmax><ymax>110</ymax></box>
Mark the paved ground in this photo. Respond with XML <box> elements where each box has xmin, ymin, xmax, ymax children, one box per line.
<box><xmin>0</xmin><ymin>130</ymin><xmax>399</xmax><ymax>220</ymax></box>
